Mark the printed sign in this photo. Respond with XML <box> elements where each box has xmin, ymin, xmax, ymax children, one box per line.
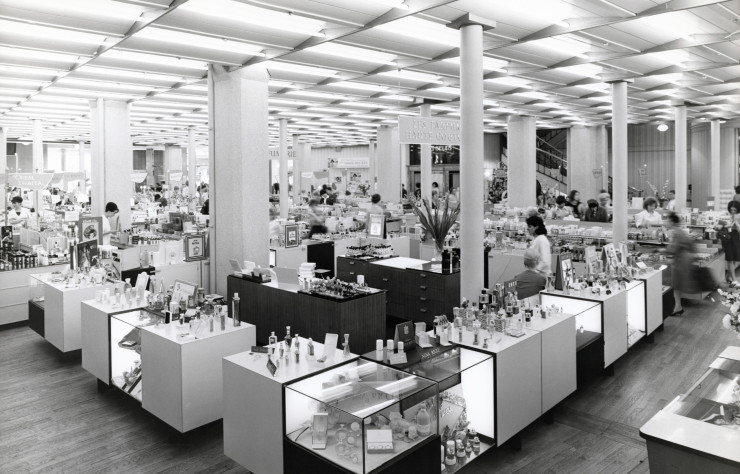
<box><xmin>284</xmin><ymin>224</ymin><xmax>300</xmax><ymax>248</ymax></box>
<box><xmin>393</xmin><ymin>320</ymin><xmax>416</xmax><ymax>350</ymax></box>
<box><xmin>367</xmin><ymin>214</ymin><xmax>385</xmax><ymax>239</ymax></box>
<box><xmin>168</xmin><ymin>171</ymin><xmax>183</xmax><ymax>182</ymax></box>
<box><xmin>399</xmin><ymin>116</ymin><xmax>461</xmax><ymax>145</ymax></box>
<box><xmin>335</xmin><ymin>157</ymin><xmax>370</xmax><ymax>168</ymax></box>
<box><xmin>268</xmin><ymin>147</ymin><xmax>297</xmax><ymax>160</ymax></box>
<box><xmin>8</xmin><ymin>173</ymin><xmax>53</xmax><ymax>190</ymax></box>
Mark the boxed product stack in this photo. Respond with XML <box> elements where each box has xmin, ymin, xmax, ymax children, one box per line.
<box><xmin>299</xmin><ymin>262</ymin><xmax>316</xmax><ymax>280</ymax></box>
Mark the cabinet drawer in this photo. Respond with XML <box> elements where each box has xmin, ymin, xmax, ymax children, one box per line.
<box><xmin>386</xmin><ymin>302</ymin><xmax>405</xmax><ymax>318</ymax></box>
<box><xmin>406</xmin><ymin>282</ymin><xmax>441</xmax><ymax>298</ymax></box>
<box><xmin>406</xmin><ymin>270</ymin><xmax>444</xmax><ymax>290</ymax></box>
<box><xmin>336</xmin><ymin>269</ymin><xmax>358</xmax><ymax>283</ymax></box>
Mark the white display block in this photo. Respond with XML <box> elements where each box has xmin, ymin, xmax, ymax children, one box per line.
<box><xmin>154</xmin><ymin>260</ymin><xmax>209</xmax><ymax>293</ymax></box>
<box><xmin>141</xmin><ymin>320</ymin><xmax>254</xmax><ymax>432</ymax></box>
<box><xmin>530</xmin><ymin>313</ymin><xmax>577</xmax><ymax>412</ymax></box>
<box><xmin>81</xmin><ymin>295</ymin><xmax>149</xmax><ymax>382</ymax></box>
<box><xmin>370</xmin><ymin>256</ymin><xmax>428</xmax><ymax>269</ymax></box>
<box><xmin>30</xmin><ymin>273</ymin><xmax>117</xmax><ymax>352</ymax></box>
<box><xmin>0</xmin><ymin>264</ymin><xmax>67</xmax><ymax>326</ymax></box>
<box><xmin>223</xmin><ymin>338</ymin><xmax>358</xmax><ymax>474</ymax></box>
<box><xmin>639</xmin><ymin>268</ymin><xmax>664</xmax><ymax>335</ymax></box>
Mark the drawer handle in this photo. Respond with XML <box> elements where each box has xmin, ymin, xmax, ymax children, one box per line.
<box><xmin>382</xmin><ymin>278</ymin><xmax>389</xmax><ymax>282</ymax></box>
<box><xmin>419</xmin><ymin>274</ymin><xmax>426</xmax><ymax>278</ymax></box>
<box><xmin>420</xmin><ymin>297</ymin><xmax>427</xmax><ymax>302</ymax></box>
<box><xmin>419</xmin><ymin>308</ymin><xmax>428</xmax><ymax>313</ymax></box>
<box><xmin>350</xmin><ymin>272</ymin><xmax>355</xmax><ymax>276</ymax></box>
<box><xmin>349</xmin><ymin>261</ymin><xmax>355</xmax><ymax>265</ymax></box>
<box><xmin>420</xmin><ymin>285</ymin><xmax>427</xmax><ymax>290</ymax></box>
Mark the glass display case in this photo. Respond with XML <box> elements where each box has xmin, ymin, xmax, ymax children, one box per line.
<box><xmin>664</xmin><ymin>356</ymin><xmax>740</xmax><ymax>429</ymax></box>
<box><xmin>378</xmin><ymin>345</ymin><xmax>495</xmax><ymax>473</ymax></box>
<box><xmin>284</xmin><ymin>358</ymin><xmax>438</xmax><ymax>474</ymax></box>
<box><xmin>539</xmin><ymin>294</ymin><xmax>602</xmax><ymax>352</ymax></box>
<box><xmin>109</xmin><ymin>309</ymin><xmax>162</xmax><ymax>402</ymax></box>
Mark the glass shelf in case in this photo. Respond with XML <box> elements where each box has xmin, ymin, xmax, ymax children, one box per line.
<box><xmin>665</xmin><ymin>357</ymin><xmax>740</xmax><ymax>431</ymax></box>
<box><xmin>109</xmin><ymin>309</ymin><xmax>162</xmax><ymax>402</ymax></box>
<box><xmin>284</xmin><ymin>358</ymin><xmax>438</xmax><ymax>474</ymax></box>
<box><xmin>366</xmin><ymin>345</ymin><xmax>494</xmax><ymax>473</ymax></box>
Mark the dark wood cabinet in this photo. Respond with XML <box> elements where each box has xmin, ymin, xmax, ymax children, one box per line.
<box><xmin>403</xmin><ymin>266</ymin><xmax>460</xmax><ymax>325</ymax></box>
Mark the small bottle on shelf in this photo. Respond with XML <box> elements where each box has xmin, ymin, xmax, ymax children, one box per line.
<box><xmin>269</xmin><ymin>331</ymin><xmax>278</xmax><ymax>355</ymax></box>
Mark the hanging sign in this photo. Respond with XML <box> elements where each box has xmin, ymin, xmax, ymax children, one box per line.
<box><xmin>168</xmin><ymin>171</ymin><xmax>183</xmax><ymax>182</ymax></box>
<box><xmin>398</xmin><ymin>116</ymin><xmax>461</xmax><ymax>145</ymax></box>
<box><xmin>268</xmin><ymin>147</ymin><xmax>296</xmax><ymax>160</ymax></box>
<box><xmin>131</xmin><ymin>171</ymin><xmax>148</xmax><ymax>183</ymax></box>
<box><xmin>335</xmin><ymin>157</ymin><xmax>370</xmax><ymax>168</ymax></box>
<box><xmin>301</xmin><ymin>172</ymin><xmax>314</xmax><ymax>179</ymax></box>
<box><xmin>8</xmin><ymin>173</ymin><xmax>53</xmax><ymax>190</ymax></box>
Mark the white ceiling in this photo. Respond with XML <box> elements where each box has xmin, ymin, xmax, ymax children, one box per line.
<box><xmin>0</xmin><ymin>0</ymin><xmax>738</xmax><ymax>148</ymax></box>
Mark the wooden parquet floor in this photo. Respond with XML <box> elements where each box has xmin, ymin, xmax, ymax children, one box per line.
<box><xmin>1</xmin><ymin>292</ymin><xmax>738</xmax><ymax>474</ymax></box>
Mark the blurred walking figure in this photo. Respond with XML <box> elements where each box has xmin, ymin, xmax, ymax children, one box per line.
<box><xmin>665</xmin><ymin>212</ymin><xmax>695</xmax><ymax>316</ymax></box>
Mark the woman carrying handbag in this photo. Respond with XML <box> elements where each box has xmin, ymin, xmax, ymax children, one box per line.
<box><xmin>718</xmin><ymin>201</ymin><xmax>740</xmax><ymax>286</ymax></box>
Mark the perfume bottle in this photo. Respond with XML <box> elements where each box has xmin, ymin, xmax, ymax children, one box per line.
<box><xmin>445</xmin><ymin>440</ymin><xmax>457</xmax><ymax>466</ymax></box>
<box><xmin>220</xmin><ymin>306</ymin><xmax>226</xmax><ymax>330</ymax></box>
<box><xmin>416</xmin><ymin>406</ymin><xmax>431</xmax><ymax>436</ymax></box>
<box><xmin>342</xmin><ymin>334</ymin><xmax>350</xmax><ymax>357</ymax></box>
<box><xmin>279</xmin><ymin>342</ymin><xmax>284</xmax><ymax>359</ymax></box>
<box><xmin>307</xmin><ymin>337</ymin><xmax>314</xmax><ymax>357</ymax></box>
<box><xmin>284</xmin><ymin>326</ymin><xmax>291</xmax><ymax>351</ymax></box>
<box><xmin>269</xmin><ymin>332</ymin><xmax>278</xmax><ymax>355</ymax></box>
<box><xmin>232</xmin><ymin>293</ymin><xmax>241</xmax><ymax>326</ymax></box>
<box><xmin>294</xmin><ymin>335</ymin><xmax>300</xmax><ymax>362</ymax></box>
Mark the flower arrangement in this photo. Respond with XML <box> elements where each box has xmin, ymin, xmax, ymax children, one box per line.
<box><xmin>357</xmin><ymin>182</ymin><xmax>370</xmax><ymax>196</ymax></box>
<box><xmin>718</xmin><ymin>288</ymin><xmax>740</xmax><ymax>339</ymax></box>
<box><xmin>645</xmin><ymin>179</ymin><xmax>671</xmax><ymax>201</ymax></box>
<box><xmin>412</xmin><ymin>196</ymin><xmax>461</xmax><ymax>255</ymax></box>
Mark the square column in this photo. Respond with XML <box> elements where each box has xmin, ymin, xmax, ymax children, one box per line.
<box><xmin>165</xmin><ymin>145</ymin><xmax>182</xmax><ymax>190</ymax></box>
<box><xmin>368</xmin><ymin>139</ymin><xmax>377</xmax><ymax>192</ymax></box>
<box><xmin>506</xmin><ymin>115</ymin><xmax>537</xmax><ymax>208</ymax></box>
<box><xmin>376</xmin><ymin>126</ymin><xmax>400</xmax><ymax>201</ymax></box>
<box><xmin>293</xmin><ymin>137</ymin><xmax>310</xmax><ymax>203</ymax></box>
<box><xmin>710</xmin><ymin>120</ymin><xmax>721</xmax><ymax>210</ymax></box>
<box><xmin>279</xmin><ymin>118</ymin><xmax>289</xmax><ymax>217</ymax></box>
<box><xmin>420</xmin><ymin>103</ymin><xmax>433</xmax><ymax>203</ymax></box>
<box><xmin>145</xmin><ymin>148</ymin><xmax>154</xmax><ymax>187</ymax></box>
<box><xmin>567</xmin><ymin>125</ymin><xmax>606</xmax><ymax>200</ymax></box>
<box><xmin>208</xmin><ymin>64</ymin><xmax>270</xmax><ymax>295</ymax></box>
<box><xmin>89</xmin><ymin>99</ymin><xmax>133</xmax><ymax>228</ymax></box>
<box><xmin>674</xmin><ymin>103</ymin><xmax>688</xmax><ymax>211</ymax></box>
<box><xmin>187</xmin><ymin>127</ymin><xmax>197</xmax><ymax>191</ymax></box>
<box><xmin>610</xmin><ymin>81</ymin><xmax>629</xmax><ymax>244</ymax></box>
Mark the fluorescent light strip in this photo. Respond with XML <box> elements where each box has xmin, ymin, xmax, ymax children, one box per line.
<box><xmin>373</xmin><ymin>17</ymin><xmax>459</xmax><ymax>47</ymax></box>
<box><xmin>328</xmin><ymin>81</ymin><xmax>388</xmax><ymax>92</ymax></box>
<box><xmin>180</xmin><ymin>0</ymin><xmax>325</xmax><ymax>37</ymax></box>
<box><xmin>264</xmin><ymin>61</ymin><xmax>338</xmax><ymax>77</ymax></box>
<box><xmin>99</xmin><ymin>50</ymin><xmax>208</xmax><ymax>70</ymax></box>
<box><xmin>135</xmin><ymin>27</ymin><xmax>266</xmax><ymax>57</ymax></box>
<box><xmin>307</xmin><ymin>43</ymin><xmax>396</xmax><ymax>65</ymax></box>
<box><xmin>0</xmin><ymin>46</ymin><xmax>86</xmax><ymax>64</ymax></box>
<box><xmin>20</xmin><ymin>0</ymin><xmax>147</xmax><ymax>22</ymax></box>
<box><xmin>0</xmin><ymin>18</ymin><xmax>111</xmax><ymax>45</ymax></box>
<box><xmin>378</xmin><ymin>70</ymin><xmax>442</xmax><ymax>84</ymax></box>
<box><xmin>58</xmin><ymin>77</ymin><xmax>161</xmax><ymax>92</ymax></box>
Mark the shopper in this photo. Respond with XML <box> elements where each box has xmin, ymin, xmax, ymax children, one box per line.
<box><xmin>200</xmin><ymin>199</ymin><xmax>209</xmax><ymax>215</ymax></box>
<box><xmin>401</xmin><ymin>184</ymin><xmax>408</xmax><ymax>199</ymax></box>
<box><xmin>565</xmin><ymin>190</ymin><xmax>584</xmax><ymax>219</ymax></box>
<box><xmin>307</xmin><ymin>199</ymin><xmax>326</xmax><ymax>237</ymax></box>
<box><xmin>635</xmin><ymin>197</ymin><xmax>663</xmax><ymax>227</ymax></box>
<box><xmin>583</xmin><ymin>199</ymin><xmax>608</xmax><ymax>222</ymax></box>
<box><xmin>515</xmin><ymin>249</ymin><xmax>547</xmax><ymax>299</ymax></box>
<box><xmin>8</xmin><ymin>196</ymin><xmax>31</xmax><ymax>229</ymax></box>
<box><xmin>598</xmin><ymin>192</ymin><xmax>613</xmax><ymax>220</ymax></box>
<box><xmin>665</xmin><ymin>212</ymin><xmax>695</xmax><ymax>315</ymax></box>
<box><xmin>733</xmin><ymin>185</ymin><xmax>740</xmax><ymax>204</ymax></box>
<box><xmin>368</xmin><ymin>193</ymin><xmax>384</xmax><ymax>216</ymax></box>
<box><xmin>552</xmin><ymin>195</ymin><xmax>572</xmax><ymax>219</ymax></box>
<box><xmin>525</xmin><ymin>215</ymin><xmax>551</xmax><ymax>275</ymax></box>
<box><xmin>664</xmin><ymin>190</ymin><xmax>676</xmax><ymax>211</ymax></box>
<box><xmin>719</xmin><ymin>201</ymin><xmax>740</xmax><ymax>286</ymax></box>
<box><xmin>102</xmin><ymin>202</ymin><xmax>119</xmax><ymax>245</ymax></box>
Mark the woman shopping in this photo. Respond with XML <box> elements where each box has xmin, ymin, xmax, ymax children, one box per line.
<box><xmin>719</xmin><ymin>201</ymin><xmax>740</xmax><ymax>286</ymax></box>
<box><xmin>665</xmin><ymin>212</ymin><xmax>695</xmax><ymax>316</ymax></box>
<box><xmin>525</xmin><ymin>215</ymin><xmax>551</xmax><ymax>275</ymax></box>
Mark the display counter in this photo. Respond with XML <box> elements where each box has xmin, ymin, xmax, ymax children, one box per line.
<box><xmin>363</xmin><ymin>343</ymin><xmax>495</xmax><ymax>473</ymax></box>
<box><xmin>223</xmin><ymin>337</ymin><xmax>359</xmax><ymax>474</ymax></box>
<box><xmin>29</xmin><ymin>272</ymin><xmax>122</xmax><ymax>352</ymax></box>
<box><xmin>227</xmin><ymin>275</ymin><xmax>385</xmax><ymax>354</ymax></box>
<box><xmin>0</xmin><ymin>263</ymin><xmax>68</xmax><ymax>326</ymax></box>
<box><xmin>541</xmin><ymin>279</ymin><xmax>647</xmax><ymax>376</ymax></box>
<box><xmin>451</xmin><ymin>309</ymin><xmax>577</xmax><ymax>447</ymax></box>
<box><xmin>81</xmin><ymin>294</ymin><xmax>150</xmax><ymax>386</ymax></box>
<box><xmin>272</xmin><ymin>240</ymin><xmax>335</xmax><ymax>276</ymax></box>
<box><xmin>640</xmin><ymin>346</ymin><xmax>740</xmax><ymax>473</ymax></box>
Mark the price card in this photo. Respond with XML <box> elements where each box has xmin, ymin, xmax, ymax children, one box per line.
<box><xmin>388</xmin><ymin>352</ymin><xmax>408</xmax><ymax>365</ymax></box>
<box><xmin>64</xmin><ymin>210</ymin><xmax>80</xmax><ymax>222</ymax></box>
<box><xmin>636</xmin><ymin>261</ymin><xmax>648</xmax><ymax>270</ymax></box>
<box><xmin>266</xmin><ymin>355</ymin><xmax>278</xmax><ymax>377</ymax></box>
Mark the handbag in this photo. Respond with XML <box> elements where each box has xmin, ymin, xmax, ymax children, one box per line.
<box><xmin>693</xmin><ymin>264</ymin><xmax>717</xmax><ymax>292</ymax></box>
<box><xmin>717</xmin><ymin>227</ymin><xmax>732</xmax><ymax>242</ymax></box>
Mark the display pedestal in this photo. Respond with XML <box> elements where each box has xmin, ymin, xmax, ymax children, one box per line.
<box><xmin>0</xmin><ymin>264</ymin><xmax>67</xmax><ymax>326</ymax></box>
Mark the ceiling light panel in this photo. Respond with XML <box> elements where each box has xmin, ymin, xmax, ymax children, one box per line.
<box><xmin>306</xmin><ymin>43</ymin><xmax>397</xmax><ymax>65</ymax></box>
<box><xmin>134</xmin><ymin>27</ymin><xmax>265</xmax><ymax>57</ymax></box>
<box><xmin>97</xmin><ymin>49</ymin><xmax>208</xmax><ymax>71</ymax></box>
<box><xmin>373</xmin><ymin>17</ymin><xmax>460</xmax><ymax>47</ymax></box>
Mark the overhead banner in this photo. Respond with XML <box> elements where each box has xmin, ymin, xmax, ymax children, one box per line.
<box><xmin>168</xmin><ymin>171</ymin><xmax>183</xmax><ymax>182</ymax></box>
<box><xmin>131</xmin><ymin>171</ymin><xmax>148</xmax><ymax>183</ymax></box>
<box><xmin>8</xmin><ymin>173</ymin><xmax>54</xmax><ymax>190</ymax></box>
<box><xmin>398</xmin><ymin>116</ymin><xmax>461</xmax><ymax>145</ymax></box>
<box><xmin>268</xmin><ymin>147</ymin><xmax>296</xmax><ymax>160</ymax></box>
<box><xmin>335</xmin><ymin>157</ymin><xmax>369</xmax><ymax>168</ymax></box>
<box><xmin>301</xmin><ymin>172</ymin><xmax>314</xmax><ymax>179</ymax></box>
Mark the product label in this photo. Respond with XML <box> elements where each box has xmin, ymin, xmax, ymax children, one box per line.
<box><xmin>388</xmin><ymin>352</ymin><xmax>408</xmax><ymax>365</ymax></box>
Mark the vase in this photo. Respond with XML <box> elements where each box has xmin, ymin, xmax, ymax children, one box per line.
<box><xmin>433</xmin><ymin>244</ymin><xmax>444</xmax><ymax>262</ymax></box>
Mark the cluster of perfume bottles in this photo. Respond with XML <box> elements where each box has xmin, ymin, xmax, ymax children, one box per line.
<box><xmin>441</xmin><ymin>428</ymin><xmax>481</xmax><ymax>471</ymax></box>
<box><xmin>430</xmin><ymin>289</ymin><xmax>565</xmax><ymax>346</ymax></box>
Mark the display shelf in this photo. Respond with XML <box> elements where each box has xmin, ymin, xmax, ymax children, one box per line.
<box><xmin>576</xmin><ymin>329</ymin><xmax>601</xmax><ymax>352</ymax></box>
<box><xmin>109</xmin><ymin>310</ymin><xmax>161</xmax><ymax>402</ymax></box>
<box><xmin>284</xmin><ymin>358</ymin><xmax>438</xmax><ymax>474</ymax></box>
<box><xmin>640</xmin><ymin>346</ymin><xmax>740</xmax><ymax>473</ymax></box>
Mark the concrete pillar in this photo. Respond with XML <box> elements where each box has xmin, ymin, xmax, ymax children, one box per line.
<box><xmin>376</xmin><ymin>125</ymin><xmax>401</xmax><ymax>202</ymax></box>
<box><xmin>674</xmin><ymin>103</ymin><xmax>687</xmax><ymax>211</ymax></box>
<box><xmin>165</xmin><ymin>145</ymin><xmax>182</xmax><ymax>191</ymax></box>
<box><xmin>292</xmin><ymin>135</ymin><xmax>303</xmax><ymax>203</ymax></box>
<box><xmin>89</xmin><ymin>99</ymin><xmax>133</xmax><ymax>228</ymax></box>
<box><xmin>450</xmin><ymin>16</ymin><xmax>491</xmax><ymax>301</ymax></box>
<box><xmin>710</xmin><ymin>120</ymin><xmax>721</xmax><ymax>210</ymax></box>
<box><xmin>77</xmin><ymin>140</ymin><xmax>86</xmax><ymax>193</ymax></box>
<box><xmin>420</xmin><ymin>103</ymin><xmax>433</xmax><ymax>203</ymax></box>
<box><xmin>506</xmin><ymin>115</ymin><xmax>537</xmax><ymax>208</ymax></box>
<box><xmin>145</xmin><ymin>148</ymin><xmax>154</xmax><ymax>187</ymax></box>
<box><xmin>0</xmin><ymin>127</ymin><xmax>7</xmax><ymax>174</ymax></box>
<box><xmin>368</xmin><ymin>139</ymin><xmax>377</xmax><ymax>192</ymax></box>
<box><xmin>611</xmin><ymin>81</ymin><xmax>629</xmax><ymax>244</ymax></box>
<box><xmin>32</xmin><ymin>119</ymin><xmax>43</xmax><ymax>173</ymax></box>
<box><xmin>596</xmin><ymin>125</ymin><xmax>609</xmax><ymax>191</ymax></box>
<box><xmin>187</xmin><ymin>127</ymin><xmax>197</xmax><ymax>191</ymax></box>
<box><xmin>279</xmin><ymin>118</ymin><xmax>289</xmax><ymax>218</ymax></box>
<box><xmin>400</xmin><ymin>143</ymin><xmax>408</xmax><ymax>190</ymax></box>
<box><xmin>209</xmin><ymin>63</ymin><xmax>270</xmax><ymax>294</ymax></box>
<box><xmin>567</xmin><ymin>125</ymin><xmax>603</xmax><ymax>200</ymax></box>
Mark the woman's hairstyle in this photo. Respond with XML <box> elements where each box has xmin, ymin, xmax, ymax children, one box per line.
<box><xmin>308</xmin><ymin>198</ymin><xmax>320</xmax><ymax>207</ymax></box>
<box><xmin>371</xmin><ymin>193</ymin><xmax>381</xmax><ymax>204</ymax></box>
<box><xmin>587</xmin><ymin>199</ymin><xmax>598</xmax><ymax>208</ymax></box>
<box><xmin>555</xmin><ymin>195</ymin><xmax>566</xmax><ymax>205</ymax></box>
<box><xmin>105</xmin><ymin>202</ymin><xmax>119</xmax><ymax>213</ymax></box>
<box><xmin>728</xmin><ymin>200</ymin><xmax>740</xmax><ymax>213</ymax></box>
<box><xmin>11</xmin><ymin>196</ymin><xmax>23</xmax><ymax>204</ymax></box>
<box><xmin>665</xmin><ymin>211</ymin><xmax>680</xmax><ymax>225</ymax></box>
<box><xmin>735</xmin><ymin>185</ymin><xmax>740</xmax><ymax>194</ymax></box>
<box><xmin>643</xmin><ymin>197</ymin><xmax>658</xmax><ymax>210</ymax></box>
<box><xmin>525</xmin><ymin>215</ymin><xmax>547</xmax><ymax>235</ymax></box>
<box><xmin>567</xmin><ymin>190</ymin><xmax>579</xmax><ymax>201</ymax></box>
